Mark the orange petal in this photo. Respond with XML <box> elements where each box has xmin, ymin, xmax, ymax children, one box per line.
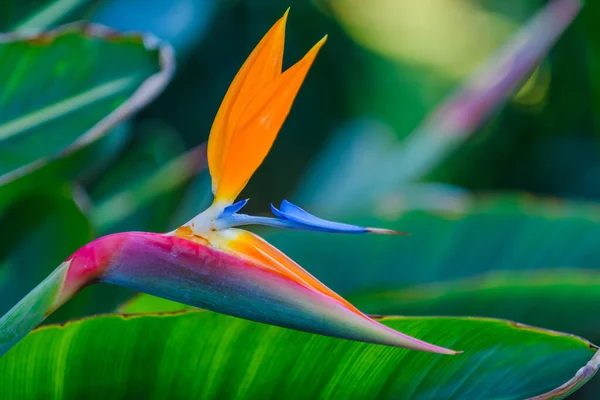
<box><xmin>215</xmin><ymin>36</ymin><xmax>327</xmax><ymax>202</ymax></box>
<box><xmin>220</xmin><ymin>228</ymin><xmax>364</xmax><ymax>318</ymax></box>
<box><xmin>208</xmin><ymin>9</ymin><xmax>288</xmax><ymax>194</ymax></box>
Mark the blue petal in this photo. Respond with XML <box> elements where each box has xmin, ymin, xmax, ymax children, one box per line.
<box><xmin>222</xmin><ymin>199</ymin><xmax>249</xmax><ymax>215</ymax></box>
<box><xmin>271</xmin><ymin>200</ymin><xmax>368</xmax><ymax>234</ymax></box>
<box><xmin>214</xmin><ymin>199</ymin><xmax>401</xmax><ymax>234</ymax></box>
<box><xmin>217</xmin><ymin>213</ymin><xmax>292</xmax><ymax>230</ymax></box>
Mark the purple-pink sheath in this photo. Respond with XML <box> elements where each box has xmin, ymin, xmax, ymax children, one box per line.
<box><xmin>0</xmin><ymin>231</ymin><xmax>457</xmax><ymax>357</ymax></box>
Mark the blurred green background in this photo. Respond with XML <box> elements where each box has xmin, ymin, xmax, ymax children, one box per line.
<box><xmin>88</xmin><ymin>0</ymin><xmax>600</xmax><ymax>213</ymax></box>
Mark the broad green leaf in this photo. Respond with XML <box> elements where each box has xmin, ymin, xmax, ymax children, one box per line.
<box><xmin>0</xmin><ymin>23</ymin><xmax>174</xmax><ymax>185</ymax></box>
<box><xmin>118</xmin><ymin>293</ymin><xmax>193</xmax><ymax>314</ymax></box>
<box><xmin>348</xmin><ymin>269</ymin><xmax>600</xmax><ymax>399</ymax></box>
<box><xmin>0</xmin><ymin>310</ymin><xmax>597</xmax><ymax>399</ymax></box>
<box><xmin>0</xmin><ymin>121</ymin><xmax>131</xmax><ymax>213</ymax></box>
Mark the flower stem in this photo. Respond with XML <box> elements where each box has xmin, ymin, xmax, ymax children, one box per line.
<box><xmin>0</xmin><ymin>262</ymin><xmax>69</xmax><ymax>357</ymax></box>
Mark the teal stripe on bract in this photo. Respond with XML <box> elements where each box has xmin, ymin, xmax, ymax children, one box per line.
<box><xmin>0</xmin><ymin>261</ymin><xmax>69</xmax><ymax>356</ymax></box>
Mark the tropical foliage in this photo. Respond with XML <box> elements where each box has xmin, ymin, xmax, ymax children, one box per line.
<box><xmin>0</xmin><ymin>0</ymin><xmax>599</xmax><ymax>399</ymax></box>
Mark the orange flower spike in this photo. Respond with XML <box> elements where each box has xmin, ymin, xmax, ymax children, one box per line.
<box><xmin>187</xmin><ymin>14</ymin><xmax>401</xmax><ymax>236</ymax></box>
<box><xmin>209</xmin><ymin>11</ymin><xmax>327</xmax><ymax>204</ymax></box>
<box><xmin>0</xmin><ymin>11</ymin><xmax>459</xmax><ymax>358</ymax></box>
<box><xmin>208</xmin><ymin>10</ymin><xmax>288</xmax><ymax>193</ymax></box>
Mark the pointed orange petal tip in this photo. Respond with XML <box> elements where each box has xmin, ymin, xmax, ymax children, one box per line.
<box><xmin>208</xmin><ymin>10</ymin><xmax>290</xmax><ymax>196</ymax></box>
<box><xmin>214</xmin><ymin>35</ymin><xmax>327</xmax><ymax>202</ymax></box>
<box><xmin>208</xmin><ymin>11</ymin><xmax>327</xmax><ymax>204</ymax></box>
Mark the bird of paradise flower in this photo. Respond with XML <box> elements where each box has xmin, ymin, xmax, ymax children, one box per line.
<box><xmin>0</xmin><ymin>10</ymin><xmax>457</xmax><ymax>357</ymax></box>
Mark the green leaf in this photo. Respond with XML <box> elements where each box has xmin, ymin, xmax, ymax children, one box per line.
<box><xmin>0</xmin><ymin>23</ymin><xmax>174</xmax><ymax>185</ymax></box>
<box><xmin>0</xmin><ymin>310</ymin><xmax>597</xmax><ymax>399</ymax></box>
<box><xmin>0</xmin><ymin>121</ymin><xmax>131</xmax><ymax>216</ymax></box>
<box><xmin>347</xmin><ymin>272</ymin><xmax>600</xmax><ymax>399</ymax></box>
<box><xmin>117</xmin><ymin>293</ymin><xmax>193</xmax><ymax>314</ymax></box>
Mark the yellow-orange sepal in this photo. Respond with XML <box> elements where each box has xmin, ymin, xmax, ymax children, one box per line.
<box><xmin>207</xmin><ymin>9</ymin><xmax>326</xmax><ymax>203</ymax></box>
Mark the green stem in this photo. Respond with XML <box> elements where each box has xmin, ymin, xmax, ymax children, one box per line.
<box><xmin>0</xmin><ymin>262</ymin><xmax>69</xmax><ymax>356</ymax></box>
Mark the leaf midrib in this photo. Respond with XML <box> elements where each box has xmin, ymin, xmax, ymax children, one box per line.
<box><xmin>0</xmin><ymin>75</ymin><xmax>137</xmax><ymax>142</ymax></box>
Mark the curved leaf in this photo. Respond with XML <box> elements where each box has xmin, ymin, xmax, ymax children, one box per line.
<box><xmin>0</xmin><ymin>310</ymin><xmax>597</xmax><ymax>399</ymax></box>
<box><xmin>347</xmin><ymin>270</ymin><xmax>600</xmax><ymax>399</ymax></box>
<box><xmin>0</xmin><ymin>22</ymin><xmax>175</xmax><ymax>185</ymax></box>
<box><xmin>0</xmin><ymin>121</ymin><xmax>131</xmax><ymax>213</ymax></box>
<box><xmin>118</xmin><ymin>293</ymin><xmax>192</xmax><ymax>313</ymax></box>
